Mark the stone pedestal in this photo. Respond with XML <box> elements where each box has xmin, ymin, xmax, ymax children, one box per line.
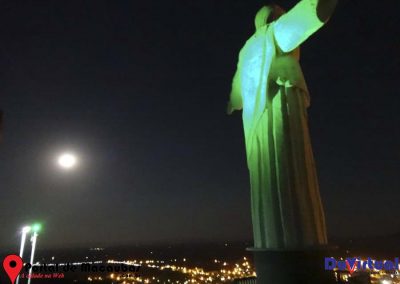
<box><xmin>248</xmin><ymin>247</ymin><xmax>337</xmax><ymax>284</ymax></box>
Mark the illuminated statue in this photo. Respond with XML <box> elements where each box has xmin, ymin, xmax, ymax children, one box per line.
<box><xmin>228</xmin><ymin>0</ymin><xmax>337</xmax><ymax>249</ymax></box>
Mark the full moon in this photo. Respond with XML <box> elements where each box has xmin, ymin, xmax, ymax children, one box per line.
<box><xmin>57</xmin><ymin>153</ymin><xmax>78</xmax><ymax>169</ymax></box>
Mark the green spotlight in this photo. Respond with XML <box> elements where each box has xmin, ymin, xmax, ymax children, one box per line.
<box><xmin>32</xmin><ymin>223</ymin><xmax>41</xmax><ymax>233</ymax></box>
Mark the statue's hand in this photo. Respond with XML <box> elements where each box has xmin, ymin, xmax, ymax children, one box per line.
<box><xmin>317</xmin><ymin>0</ymin><xmax>337</xmax><ymax>22</ymax></box>
<box><xmin>227</xmin><ymin>101</ymin><xmax>234</xmax><ymax>115</ymax></box>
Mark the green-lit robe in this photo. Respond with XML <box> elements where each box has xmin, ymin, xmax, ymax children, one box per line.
<box><xmin>229</xmin><ymin>0</ymin><xmax>335</xmax><ymax>249</ymax></box>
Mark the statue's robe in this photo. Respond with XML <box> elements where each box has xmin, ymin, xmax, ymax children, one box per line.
<box><xmin>230</xmin><ymin>0</ymin><xmax>332</xmax><ymax>248</ymax></box>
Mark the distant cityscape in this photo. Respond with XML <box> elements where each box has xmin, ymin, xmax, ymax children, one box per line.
<box><xmin>2</xmin><ymin>241</ymin><xmax>398</xmax><ymax>284</ymax></box>
<box><xmin>19</xmin><ymin>255</ymin><xmax>400</xmax><ymax>284</ymax></box>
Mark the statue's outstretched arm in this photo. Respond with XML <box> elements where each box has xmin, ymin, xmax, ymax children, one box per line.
<box><xmin>227</xmin><ymin>70</ymin><xmax>243</xmax><ymax>115</ymax></box>
<box><xmin>274</xmin><ymin>0</ymin><xmax>337</xmax><ymax>53</ymax></box>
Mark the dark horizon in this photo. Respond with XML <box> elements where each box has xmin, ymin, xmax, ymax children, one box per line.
<box><xmin>2</xmin><ymin>232</ymin><xmax>400</xmax><ymax>255</ymax></box>
<box><xmin>0</xmin><ymin>0</ymin><xmax>398</xmax><ymax>249</ymax></box>
<box><xmin>3</xmin><ymin>229</ymin><xmax>400</xmax><ymax>252</ymax></box>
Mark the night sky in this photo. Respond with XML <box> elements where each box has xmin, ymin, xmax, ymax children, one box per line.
<box><xmin>0</xmin><ymin>0</ymin><xmax>398</xmax><ymax>249</ymax></box>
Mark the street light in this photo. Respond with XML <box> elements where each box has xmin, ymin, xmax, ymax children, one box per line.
<box><xmin>19</xmin><ymin>226</ymin><xmax>31</xmax><ymax>258</ymax></box>
<box><xmin>16</xmin><ymin>226</ymin><xmax>31</xmax><ymax>284</ymax></box>
<box><xmin>27</xmin><ymin>223</ymin><xmax>41</xmax><ymax>284</ymax></box>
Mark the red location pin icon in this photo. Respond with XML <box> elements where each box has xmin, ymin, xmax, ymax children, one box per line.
<box><xmin>3</xmin><ymin>254</ymin><xmax>23</xmax><ymax>284</ymax></box>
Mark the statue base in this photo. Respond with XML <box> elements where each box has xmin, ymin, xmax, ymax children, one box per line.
<box><xmin>248</xmin><ymin>247</ymin><xmax>337</xmax><ymax>284</ymax></box>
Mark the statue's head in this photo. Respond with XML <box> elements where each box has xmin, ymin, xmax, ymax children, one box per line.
<box><xmin>254</xmin><ymin>4</ymin><xmax>285</xmax><ymax>30</ymax></box>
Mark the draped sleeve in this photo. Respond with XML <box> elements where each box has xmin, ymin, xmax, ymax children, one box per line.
<box><xmin>229</xmin><ymin>69</ymin><xmax>243</xmax><ymax>112</ymax></box>
<box><xmin>273</xmin><ymin>0</ymin><xmax>325</xmax><ymax>53</ymax></box>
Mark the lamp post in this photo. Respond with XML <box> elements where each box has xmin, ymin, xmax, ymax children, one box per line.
<box><xmin>16</xmin><ymin>226</ymin><xmax>31</xmax><ymax>284</ymax></box>
<box><xmin>27</xmin><ymin>223</ymin><xmax>41</xmax><ymax>284</ymax></box>
<box><xmin>19</xmin><ymin>226</ymin><xmax>31</xmax><ymax>258</ymax></box>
